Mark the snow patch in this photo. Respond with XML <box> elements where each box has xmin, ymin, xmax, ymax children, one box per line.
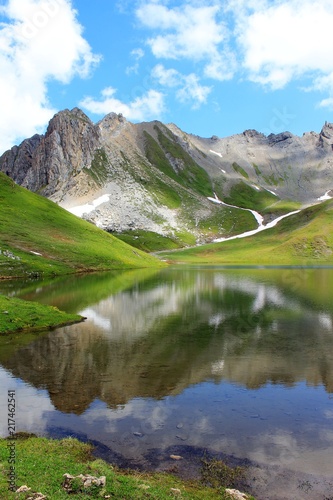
<box><xmin>213</xmin><ymin>209</ymin><xmax>301</xmax><ymax>243</ymax></box>
<box><xmin>68</xmin><ymin>194</ymin><xmax>111</xmax><ymax>217</ymax></box>
<box><xmin>30</xmin><ymin>251</ymin><xmax>42</xmax><ymax>256</ymax></box>
<box><xmin>208</xmin><ymin>194</ymin><xmax>264</xmax><ymax>227</ymax></box>
<box><xmin>210</xmin><ymin>150</ymin><xmax>223</xmax><ymax>158</ymax></box>
<box><xmin>266</xmin><ymin>188</ymin><xmax>278</xmax><ymax>196</ymax></box>
<box><xmin>318</xmin><ymin>191</ymin><xmax>332</xmax><ymax>201</ymax></box>
<box><xmin>252</xmin><ymin>185</ymin><xmax>260</xmax><ymax>191</ymax></box>
<box><xmin>208</xmin><ymin>193</ymin><xmax>301</xmax><ymax>243</ymax></box>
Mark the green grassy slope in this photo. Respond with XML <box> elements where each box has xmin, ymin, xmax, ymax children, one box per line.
<box><xmin>144</xmin><ymin>125</ymin><xmax>213</xmax><ymax>198</ymax></box>
<box><xmin>159</xmin><ymin>200</ymin><xmax>333</xmax><ymax>265</ymax></box>
<box><xmin>0</xmin><ymin>173</ymin><xmax>162</xmax><ymax>279</ymax></box>
<box><xmin>224</xmin><ymin>181</ymin><xmax>280</xmax><ymax>211</ymax></box>
<box><xmin>0</xmin><ymin>295</ymin><xmax>82</xmax><ymax>334</ymax></box>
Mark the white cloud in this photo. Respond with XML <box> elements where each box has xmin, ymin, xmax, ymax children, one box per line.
<box><xmin>131</xmin><ymin>48</ymin><xmax>145</xmax><ymax>60</ymax></box>
<box><xmin>126</xmin><ymin>47</ymin><xmax>145</xmax><ymax>75</ymax></box>
<box><xmin>0</xmin><ymin>0</ymin><xmax>100</xmax><ymax>154</ymax></box>
<box><xmin>176</xmin><ymin>74</ymin><xmax>212</xmax><ymax>108</ymax></box>
<box><xmin>136</xmin><ymin>0</ymin><xmax>333</xmax><ymax>110</ymax></box>
<box><xmin>80</xmin><ymin>87</ymin><xmax>166</xmax><ymax>121</ymax></box>
<box><xmin>204</xmin><ymin>52</ymin><xmax>237</xmax><ymax>81</ymax></box>
<box><xmin>152</xmin><ymin>64</ymin><xmax>180</xmax><ymax>88</ymax></box>
<box><xmin>136</xmin><ymin>3</ymin><xmax>224</xmax><ymax>59</ymax></box>
<box><xmin>152</xmin><ymin>64</ymin><xmax>212</xmax><ymax>108</ymax></box>
<box><xmin>136</xmin><ymin>2</ymin><xmax>233</xmax><ymax>81</ymax></box>
<box><xmin>233</xmin><ymin>0</ymin><xmax>333</xmax><ymax>96</ymax></box>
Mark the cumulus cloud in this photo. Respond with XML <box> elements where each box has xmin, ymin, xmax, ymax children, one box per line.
<box><xmin>227</xmin><ymin>0</ymin><xmax>333</xmax><ymax>109</ymax></box>
<box><xmin>136</xmin><ymin>0</ymin><xmax>333</xmax><ymax>110</ymax></box>
<box><xmin>152</xmin><ymin>64</ymin><xmax>180</xmax><ymax>88</ymax></box>
<box><xmin>136</xmin><ymin>2</ymin><xmax>234</xmax><ymax>82</ymax></box>
<box><xmin>152</xmin><ymin>64</ymin><xmax>211</xmax><ymax>108</ymax></box>
<box><xmin>176</xmin><ymin>74</ymin><xmax>212</xmax><ymax>108</ymax></box>
<box><xmin>235</xmin><ymin>0</ymin><xmax>333</xmax><ymax>90</ymax></box>
<box><xmin>80</xmin><ymin>87</ymin><xmax>166</xmax><ymax>121</ymax></box>
<box><xmin>126</xmin><ymin>47</ymin><xmax>145</xmax><ymax>75</ymax></box>
<box><xmin>0</xmin><ymin>0</ymin><xmax>100</xmax><ymax>153</ymax></box>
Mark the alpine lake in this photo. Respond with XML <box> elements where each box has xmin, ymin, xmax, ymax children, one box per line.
<box><xmin>1</xmin><ymin>266</ymin><xmax>333</xmax><ymax>499</ymax></box>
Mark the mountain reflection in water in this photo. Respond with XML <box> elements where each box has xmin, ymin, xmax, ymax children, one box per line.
<box><xmin>1</xmin><ymin>267</ymin><xmax>333</xmax><ymax>492</ymax></box>
<box><xmin>1</xmin><ymin>268</ymin><xmax>333</xmax><ymax>412</ymax></box>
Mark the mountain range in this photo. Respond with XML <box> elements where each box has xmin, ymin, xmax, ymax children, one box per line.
<box><xmin>1</xmin><ymin>108</ymin><xmax>333</xmax><ymax>250</ymax></box>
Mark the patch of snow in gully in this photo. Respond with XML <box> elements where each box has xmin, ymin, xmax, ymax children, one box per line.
<box><xmin>67</xmin><ymin>194</ymin><xmax>111</xmax><ymax>217</ymax></box>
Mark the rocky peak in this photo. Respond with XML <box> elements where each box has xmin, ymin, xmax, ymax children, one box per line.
<box><xmin>0</xmin><ymin>107</ymin><xmax>101</xmax><ymax>197</ymax></box>
<box><xmin>1</xmin><ymin>111</ymin><xmax>333</xmax><ymax>235</ymax></box>
<box><xmin>46</xmin><ymin>108</ymin><xmax>95</xmax><ymax>138</ymax></box>
<box><xmin>243</xmin><ymin>129</ymin><xmax>265</xmax><ymax>139</ymax></box>
<box><xmin>267</xmin><ymin>131</ymin><xmax>294</xmax><ymax>146</ymax></box>
<box><xmin>98</xmin><ymin>112</ymin><xmax>127</xmax><ymax>138</ymax></box>
<box><xmin>320</xmin><ymin>121</ymin><xmax>333</xmax><ymax>141</ymax></box>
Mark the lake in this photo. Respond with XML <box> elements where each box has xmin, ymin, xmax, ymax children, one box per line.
<box><xmin>1</xmin><ymin>267</ymin><xmax>333</xmax><ymax>499</ymax></box>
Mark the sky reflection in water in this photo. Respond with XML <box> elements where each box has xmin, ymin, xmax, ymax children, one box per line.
<box><xmin>1</xmin><ymin>267</ymin><xmax>333</xmax><ymax>478</ymax></box>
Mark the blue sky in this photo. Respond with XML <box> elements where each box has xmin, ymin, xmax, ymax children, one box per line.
<box><xmin>0</xmin><ymin>0</ymin><xmax>333</xmax><ymax>154</ymax></box>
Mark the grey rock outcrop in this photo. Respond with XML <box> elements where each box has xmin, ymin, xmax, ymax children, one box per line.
<box><xmin>0</xmin><ymin>108</ymin><xmax>100</xmax><ymax>198</ymax></box>
<box><xmin>1</xmin><ymin>109</ymin><xmax>333</xmax><ymax>243</ymax></box>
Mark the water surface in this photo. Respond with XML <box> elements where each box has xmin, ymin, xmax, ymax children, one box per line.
<box><xmin>1</xmin><ymin>267</ymin><xmax>333</xmax><ymax>498</ymax></box>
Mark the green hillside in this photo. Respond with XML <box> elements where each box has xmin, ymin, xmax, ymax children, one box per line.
<box><xmin>0</xmin><ymin>173</ymin><xmax>162</xmax><ymax>279</ymax></box>
<box><xmin>159</xmin><ymin>200</ymin><xmax>333</xmax><ymax>265</ymax></box>
<box><xmin>0</xmin><ymin>294</ymin><xmax>82</xmax><ymax>334</ymax></box>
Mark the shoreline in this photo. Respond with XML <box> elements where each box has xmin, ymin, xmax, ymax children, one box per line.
<box><xmin>40</xmin><ymin>425</ymin><xmax>333</xmax><ymax>500</ymax></box>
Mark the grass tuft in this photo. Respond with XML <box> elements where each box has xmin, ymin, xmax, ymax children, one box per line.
<box><xmin>201</xmin><ymin>457</ymin><xmax>245</xmax><ymax>490</ymax></box>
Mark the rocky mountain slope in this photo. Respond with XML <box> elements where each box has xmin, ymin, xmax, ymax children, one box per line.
<box><xmin>1</xmin><ymin>108</ymin><xmax>332</xmax><ymax>247</ymax></box>
<box><xmin>0</xmin><ymin>172</ymin><xmax>160</xmax><ymax>280</ymax></box>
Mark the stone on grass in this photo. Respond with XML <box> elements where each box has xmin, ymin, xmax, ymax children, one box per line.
<box><xmin>16</xmin><ymin>486</ymin><xmax>47</xmax><ymax>499</ymax></box>
<box><xmin>16</xmin><ymin>486</ymin><xmax>31</xmax><ymax>493</ymax></box>
<box><xmin>62</xmin><ymin>473</ymin><xmax>106</xmax><ymax>492</ymax></box>
<box><xmin>225</xmin><ymin>488</ymin><xmax>250</xmax><ymax>499</ymax></box>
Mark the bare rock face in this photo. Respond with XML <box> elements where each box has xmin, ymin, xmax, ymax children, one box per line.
<box><xmin>0</xmin><ymin>108</ymin><xmax>100</xmax><ymax>198</ymax></box>
<box><xmin>0</xmin><ymin>134</ymin><xmax>42</xmax><ymax>185</ymax></box>
<box><xmin>320</xmin><ymin>121</ymin><xmax>333</xmax><ymax>140</ymax></box>
<box><xmin>1</xmin><ymin>109</ymin><xmax>333</xmax><ymax>242</ymax></box>
<box><xmin>267</xmin><ymin>131</ymin><xmax>294</xmax><ymax>146</ymax></box>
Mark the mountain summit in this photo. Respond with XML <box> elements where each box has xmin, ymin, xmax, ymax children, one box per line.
<box><xmin>1</xmin><ymin>109</ymin><xmax>332</xmax><ymax>247</ymax></box>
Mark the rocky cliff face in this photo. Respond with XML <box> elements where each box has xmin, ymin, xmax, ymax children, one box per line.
<box><xmin>1</xmin><ymin>109</ymin><xmax>333</xmax><ymax>245</ymax></box>
<box><xmin>0</xmin><ymin>108</ymin><xmax>100</xmax><ymax>197</ymax></box>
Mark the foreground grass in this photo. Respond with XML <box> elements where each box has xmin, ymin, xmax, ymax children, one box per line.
<box><xmin>0</xmin><ymin>173</ymin><xmax>162</xmax><ymax>279</ymax></box>
<box><xmin>0</xmin><ymin>295</ymin><xmax>82</xmax><ymax>334</ymax></box>
<box><xmin>159</xmin><ymin>200</ymin><xmax>333</xmax><ymax>265</ymax></box>
<box><xmin>0</xmin><ymin>437</ymin><xmax>253</xmax><ymax>499</ymax></box>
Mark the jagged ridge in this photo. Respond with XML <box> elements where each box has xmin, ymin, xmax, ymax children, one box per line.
<box><xmin>1</xmin><ymin>109</ymin><xmax>333</xmax><ymax>248</ymax></box>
